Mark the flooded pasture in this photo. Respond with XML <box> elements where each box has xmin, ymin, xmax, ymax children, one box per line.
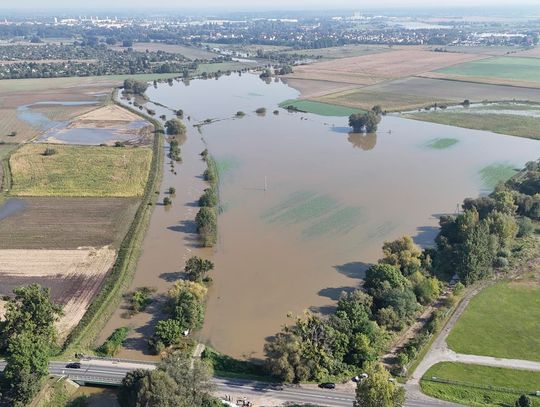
<box><xmin>107</xmin><ymin>73</ymin><xmax>540</xmax><ymax>360</ymax></box>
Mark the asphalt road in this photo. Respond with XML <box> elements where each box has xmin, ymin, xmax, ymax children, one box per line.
<box><xmin>0</xmin><ymin>358</ymin><xmax>454</xmax><ymax>406</ymax></box>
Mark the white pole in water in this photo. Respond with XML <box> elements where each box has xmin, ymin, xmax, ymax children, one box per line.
<box><xmin>264</xmin><ymin>176</ymin><xmax>268</xmax><ymax>191</ymax></box>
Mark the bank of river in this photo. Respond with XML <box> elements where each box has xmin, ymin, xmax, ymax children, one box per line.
<box><xmin>104</xmin><ymin>73</ymin><xmax>540</xmax><ymax>361</ymax></box>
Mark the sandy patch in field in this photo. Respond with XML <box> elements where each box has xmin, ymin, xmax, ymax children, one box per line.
<box><xmin>286</xmin><ymin>49</ymin><xmax>484</xmax><ymax>88</ymax></box>
<box><xmin>418</xmin><ymin>71</ymin><xmax>540</xmax><ymax>89</ymax></box>
<box><xmin>74</xmin><ymin>104</ymin><xmax>142</xmax><ymax>123</ymax></box>
<box><xmin>0</xmin><ymin>246</ymin><xmax>116</xmax><ymax>337</ymax></box>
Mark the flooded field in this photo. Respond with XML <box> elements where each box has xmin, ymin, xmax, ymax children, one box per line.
<box><xmin>17</xmin><ymin>102</ymin><xmax>151</xmax><ymax>145</ymax></box>
<box><xmin>115</xmin><ymin>73</ymin><xmax>540</xmax><ymax>360</ymax></box>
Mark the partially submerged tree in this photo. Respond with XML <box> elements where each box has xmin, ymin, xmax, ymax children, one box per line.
<box><xmin>348</xmin><ymin>111</ymin><xmax>381</xmax><ymax>133</ymax></box>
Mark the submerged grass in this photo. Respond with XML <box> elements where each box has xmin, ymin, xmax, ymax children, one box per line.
<box><xmin>279</xmin><ymin>99</ymin><xmax>363</xmax><ymax>117</ymax></box>
<box><xmin>421</xmin><ymin>362</ymin><xmax>540</xmax><ymax>407</ymax></box>
<box><xmin>425</xmin><ymin>138</ymin><xmax>459</xmax><ymax>149</ymax></box>
<box><xmin>405</xmin><ymin>111</ymin><xmax>540</xmax><ymax>140</ymax></box>
<box><xmin>263</xmin><ymin>191</ymin><xmax>363</xmax><ymax>239</ymax></box>
<box><xmin>479</xmin><ymin>162</ymin><xmax>518</xmax><ymax>190</ymax></box>
<box><xmin>301</xmin><ymin>206</ymin><xmax>363</xmax><ymax>239</ymax></box>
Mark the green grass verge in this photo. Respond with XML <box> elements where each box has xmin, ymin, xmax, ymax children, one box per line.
<box><xmin>10</xmin><ymin>144</ymin><xmax>152</xmax><ymax>197</ymax></box>
<box><xmin>279</xmin><ymin>99</ymin><xmax>364</xmax><ymax>117</ymax></box>
<box><xmin>425</xmin><ymin>138</ymin><xmax>459</xmax><ymax>149</ymax></box>
<box><xmin>404</xmin><ymin>111</ymin><xmax>540</xmax><ymax>140</ymax></box>
<box><xmin>202</xmin><ymin>347</ymin><xmax>274</xmax><ymax>382</ymax></box>
<box><xmin>421</xmin><ymin>362</ymin><xmax>540</xmax><ymax>406</ymax></box>
<box><xmin>435</xmin><ymin>56</ymin><xmax>540</xmax><ymax>83</ymax></box>
<box><xmin>480</xmin><ymin>162</ymin><xmax>518</xmax><ymax>190</ymax></box>
<box><xmin>62</xmin><ymin>103</ymin><xmax>164</xmax><ymax>355</ymax></box>
<box><xmin>446</xmin><ymin>283</ymin><xmax>540</xmax><ymax>361</ymax></box>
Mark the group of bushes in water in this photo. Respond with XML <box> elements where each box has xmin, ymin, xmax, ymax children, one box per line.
<box><xmin>196</xmin><ymin>149</ymin><xmax>219</xmax><ymax>247</ymax></box>
<box><xmin>265</xmin><ymin>159</ymin><xmax>540</xmax><ymax>382</ymax></box>
<box><xmin>348</xmin><ymin>105</ymin><xmax>384</xmax><ymax>133</ymax></box>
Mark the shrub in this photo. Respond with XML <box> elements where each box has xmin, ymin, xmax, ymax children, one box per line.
<box><xmin>517</xmin><ymin>216</ymin><xmax>535</xmax><ymax>237</ymax></box>
<box><xmin>163</xmin><ymin>197</ymin><xmax>172</xmax><ymax>206</ymax></box>
<box><xmin>199</xmin><ymin>188</ymin><xmax>218</xmax><ymax>207</ymax></box>
<box><xmin>494</xmin><ymin>256</ymin><xmax>509</xmax><ymax>268</ymax></box>
<box><xmin>255</xmin><ymin>107</ymin><xmax>266</xmax><ymax>115</ymax></box>
<box><xmin>96</xmin><ymin>327</ymin><xmax>129</xmax><ymax>356</ymax></box>
<box><xmin>168</xmin><ymin>187</ymin><xmax>176</xmax><ymax>195</ymax></box>
<box><xmin>165</xmin><ymin>119</ymin><xmax>186</xmax><ymax>136</ymax></box>
<box><xmin>43</xmin><ymin>147</ymin><xmax>57</xmax><ymax>156</ymax></box>
<box><xmin>236</xmin><ymin>111</ymin><xmax>245</xmax><ymax>117</ymax></box>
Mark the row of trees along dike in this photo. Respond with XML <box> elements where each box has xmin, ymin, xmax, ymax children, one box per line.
<box><xmin>123</xmin><ymin>79</ymin><xmax>149</xmax><ymax>96</ymax></box>
<box><xmin>197</xmin><ymin>148</ymin><xmax>219</xmax><ymax>247</ymax></box>
<box><xmin>264</xmin><ymin>159</ymin><xmax>540</xmax><ymax>407</ymax></box>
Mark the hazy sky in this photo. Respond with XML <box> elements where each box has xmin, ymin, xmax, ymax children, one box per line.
<box><xmin>1</xmin><ymin>0</ymin><xmax>539</xmax><ymax>10</ymax></box>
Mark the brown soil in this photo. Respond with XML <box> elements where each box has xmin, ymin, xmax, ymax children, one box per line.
<box><xmin>287</xmin><ymin>50</ymin><xmax>484</xmax><ymax>87</ymax></box>
<box><xmin>0</xmin><ymin>247</ymin><xmax>116</xmax><ymax>338</ymax></box>
<box><xmin>0</xmin><ymin>197</ymin><xmax>139</xmax><ymax>249</ymax></box>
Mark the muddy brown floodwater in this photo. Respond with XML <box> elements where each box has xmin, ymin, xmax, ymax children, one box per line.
<box><xmin>103</xmin><ymin>73</ymin><xmax>540</xmax><ymax>361</ymax></box>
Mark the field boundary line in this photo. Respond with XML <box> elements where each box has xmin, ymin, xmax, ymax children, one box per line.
<box><xmin>62</xmin><ymin>90</ymin><xmax>164</xmax><ymax>354</ymax></box>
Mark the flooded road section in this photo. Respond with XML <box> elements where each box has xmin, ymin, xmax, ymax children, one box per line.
<box><xmin>134</xmin><ymin>74</ymin><xmax>539</xmax><ymax>360</ymax></box>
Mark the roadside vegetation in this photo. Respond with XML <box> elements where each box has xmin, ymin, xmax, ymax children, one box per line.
<box><xmin>0</xmin><ymin>284</ymin><xmax>62</xmax><ymax>406</ymax></box>
<box><xmin>421</xmin><ymin>362</ymin><xmax>540</xmax><ymax>407</ymax></box>
<box><xmin>96</xmin><ymin>327</ymin><xmax>130</xmax><ymax>357</ymax></box>
<box><xmin>118</xmin><ymin>352</ymin><xmax>221</xmax><ymax>407</ymax></box>
<box><xmin>9</xmin><ymin>144</ymin><xmax>152</xmax><ymax>197</ymax></box>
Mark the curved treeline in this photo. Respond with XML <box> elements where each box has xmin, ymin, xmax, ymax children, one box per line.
<box><xmin>265</xmin><ymin>159</ymin><xmax>540</xmax><ymax>383</ymax></box>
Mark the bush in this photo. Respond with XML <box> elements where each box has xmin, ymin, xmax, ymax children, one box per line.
<box><xmin>199</xmin><ymin>188</ymin><xmax>218</xmax><ymax>207</ymax></box>
<box><xmin>517</xmin><ymin>217</ymin><xmax>535</xmax><ymax>237</ymax></box>
<box><xmin>129</xmin><ymin>287</ymin><xmax>154</xmax><ymax>313</ymax></box>
<box><xmin>195</xmin><ymin>207</ymin><xmax>217</xmax><ymax>247</ymax></box>
<box><xmin>165</xmin><ymin>119</ymin><xmax>186</xmax><ymax>136</ymax></box>
<box><xmin>163</xmin><ymin>197</ymin><xmax>172</xmax><ymax>206</ymax></box>
<box><xmin>43</xmin><ymin>147</ymin><xmax>57</xmax><ymax>156</ymax></box>
<box><xmin>255</xmin><ymin>107</ymin><xmax>266</xmax><ymax>115</ymax></box>
<box><xmin>96</xmin><ymin>327</ymin><xmax>129</xmax><ymax>356</ymax></box>
<box><xmin>494</xmin><ymin>256</ymin><xmax>509</xmax><ymax>268</ymax></box>
<box><xmin>168</xmin><ymin>187</ymin><xmax>176</xmax><ymax>195</ymax></box>
<box><xmin>236</xmin><ymin>111</ymin><xmax>245</xmax><ymax>117</ymax></box>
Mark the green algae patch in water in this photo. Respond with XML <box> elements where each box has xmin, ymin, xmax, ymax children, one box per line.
<box><xmin>301</xmin><ymin>206</ymin><xmax>363</xmax><ymax>240</ymax></box>
<box><xmin>480</xmin><ymin>162</ymin><xmax>518</xmax><ymax>190</ymax></box>
<box><xmin>425</xmin><ymin>138</ymin><xmax>459</xmax><ymax>150</ymax></box>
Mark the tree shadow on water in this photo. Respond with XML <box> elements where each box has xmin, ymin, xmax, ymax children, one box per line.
<box><xmin>412</xmin><ymin>225</ymin><xmax>440</xmax><ymax>248</ymax></box>
<box><xmin>334</xmin><ymin>261</ymin><xmax>371</xmax><ymax>280</ymax></box>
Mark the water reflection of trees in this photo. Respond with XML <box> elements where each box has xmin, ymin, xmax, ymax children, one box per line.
<box><xmin>347</xmin><ymin>132</ymin><xmax>377</xmax><ymax>151</ymax></box>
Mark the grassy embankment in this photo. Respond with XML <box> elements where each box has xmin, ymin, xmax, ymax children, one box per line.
<box><xmin>62</xmin><ymin>103</ymin><xmax>164</xmax><ymax>355</ymax></box>
<box><xmin>446</xmin><ymin>282</ymin><xmax>540</xmax><ymax>361</ymax></box>
<box><xmin>279</xmin><ymin>99</ymin><xmax>363</xmax><ymax>116</ymax></box>
<box><xmin>421</xmin><ymin>362</ymin><xmax>540</xmax><ymax>407</ymax></box>
<box><xmin>9</xmin><ymin>144</ymin><xmax>152</xmax><ymax>197</ymax></box>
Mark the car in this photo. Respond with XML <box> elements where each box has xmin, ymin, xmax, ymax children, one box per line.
<box><xmin>318</xmin><ymin>382</ymin><xmax>336</xmax><ymax>389</ymax></box>
<box><xmin>65</xmin><ymin>362</ymin><xmax>81</xmax><ymax>369</ymax></box>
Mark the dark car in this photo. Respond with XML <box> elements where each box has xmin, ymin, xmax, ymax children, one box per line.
<box><xmin>318</xmin><ymin>382</ymin><xmax>336</xmax><ymax>389</ymax></box>
<box><xmin>66</xmin><ymin>362</ymin><xmax>81</xmax><ymax>369</ymax></box>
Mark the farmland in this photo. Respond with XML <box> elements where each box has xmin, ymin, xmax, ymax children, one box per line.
<box><xmin>0</xmin><ymin>197</ymin><xmax>138</xmax><ymax>249</ymax></box>
<box><xmin>421</xmin><ymin>362</ymin><xmax>540</xmax><ymax>407</ymax></box>
<box><xmin>0</xmin><ymin>247</ymin><xmax>116</xmax><ymax>337</ymax></box>
<box><xmin>286</xmin><ymin>49</ymin><xmax>483</xmax><ymax>86</ymax></box>
<box><xmin>424</xmin><ymin>56</ymin><xmax>540</xmax><ymax>87</ymax></box>
<box><xmin>283</xmin><ymin>44</ymin><xmax>393</xmax><ymax>60</ymax></box>
<box><xmin>10</xmin><ymin>144</ymin><xmax>152</xmax><ymax>197</ymax></box>
<box><xmin>446</xmin><ymin>283</ymin><xmax>540</xmax><ymax>361</ymax></box>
